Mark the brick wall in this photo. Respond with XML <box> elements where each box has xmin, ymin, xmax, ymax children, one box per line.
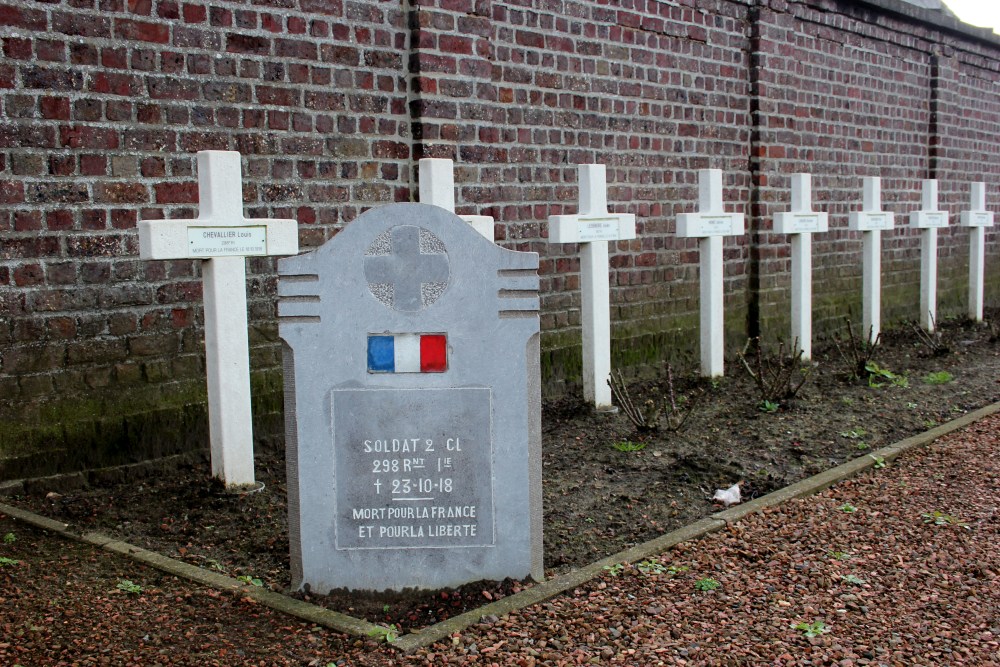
<box><xmin>2</xmin><ymin>0</ymin><xmax>999</xmax><ymax>478</ymax></box>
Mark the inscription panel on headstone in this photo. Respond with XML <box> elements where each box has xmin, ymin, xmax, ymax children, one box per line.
<box><xmin>333</xmin><ymin>387</ymin><xmax>495</xmax><ymax>550</ymax></box>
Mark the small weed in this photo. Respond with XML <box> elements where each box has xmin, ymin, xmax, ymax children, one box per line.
<box><xmin>866</xmin><ymin>362</ymin><xmax>907</xmax><ymax>388</ymax></box>
<box><xmin>206</xmin><ymin>559</ymin><xmax>226</xmax><ymax>572</ymax></box>
<box><xmin>828</xmin><ymin>551</ymin><xmax>852</xmax><ymax>561</ymax></box>
<box><xmin>841</xmin><ymin>574</ymin><xmax>865</xmax><ymax>585</ymax></box>
<box><xmin>922</xmin><ymin>511</ymin><xmax>969</xmax><ymax>529</ymax></box>
<box><xmin>839</xmin><ymin>503</ymin><xmax>857</xmax><ymax>513</ymax></box>
<box><xmin>923</xmin><ymin>371</ymin><xmax>953</xmax><ymax>385</ymax></box>
<box><xmin>2</xmin><ymin>533</ymin><xmax>15</xmax><ymax>544</ymax></box>
<box><xmin>382</xmin><ymin>604</ymin><xmax>391</xmax><ymax>613</ymax></box>
<box><xmin>906</xmin><ymin>402</ymin><xmax>918</xmax><ymax>409</ymax></box>
<box><xmin>855</xmin><ymin>442</ymin><xmax>870</xmax><ymax>451</ymax></box>
<box><xmin>793</xmin><ymin>620</ymin><xmax>830</xmax><ymax>637</ymax></box>
<box><xmin>666</xmin><ymin>564</ymin><xmax>690</xmax><ymax>576</ymax></box>
<box><xmin>922</xmin><ymin>419</ymin><xmax>938</xmax><ymax>429</ymax></box>
<box><xmin>237</xmin><ymin>575</ymin><xmax>263</xmax><ymax>587</ymax></box>
<box><xmin>583</xmin><ymin>516</ymin><xmax>595</xmax><ymax>524</ymax></box>
<box><xmin>869</xmin><ymin>454</ymin><xmax>887</xmax><ymax>469</ymax></box>
<box><xmin>0</xmin><ymin>556</ymin><xmax>20</xmax><ymax>567</ymax></box>
<box><xmin>840</xmin><ymin>428</ymin><xmax>867</xmax><ymax>440</ymax></box>
<box><xmin>694</xmin><ymin>578</ymin><xmax>721</xmax><ymax>591</ymax></box>
<box><xmin>603</xmin><ymin>563</ymin><xmax>625</xmax><ymax>577</ymax></box>
<box><xmin>116</xmin><ymin>579</ymin><xmax>142</xmax><ymax>595</ymax></box>
<box><xmin>759</xmin><ymin>400</ymin><xmax>779</xmax><ymax>413</ymax></box>
<box><xmin>612</xmin><ymin>441</ymin><xmax>646</xmax><ymax>453</ymax></box>
<box><xmin>636</xmin><ymin>559</ymin><xmax>667</xmax><ymax>575</ymax></box>
<box><xmin>840</xmin><ymin>397</ymin><xmax>854</xmax><ymax>406</ymax></box>
<box><xmin>367</xmin><ymin>624</ymin><xmax>399</xmax><ymax>643</ymax></box>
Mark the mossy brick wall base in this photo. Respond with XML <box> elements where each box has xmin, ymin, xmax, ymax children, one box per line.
<box><xmin>1</xmin><ymin>0</ymin><xmax>999</xmax><ymax>478</ymax></box>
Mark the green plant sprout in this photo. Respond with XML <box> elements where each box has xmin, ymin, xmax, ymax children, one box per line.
<box><xmin>603</xmin><ymin>563</ymin><xmax>625</xmax><ymax>577</ymax></box>
<box><xmin>759</xmin><ymin>400</ymin><xmax>779</xmax><ymax>413</ymax></box>
<box><xmin>828</xmin><ymin>551</ymin><xmax>852</xmax><ymax>561</ymax></box>
<box><xmin>237</xmin><ymin>575</ymin><xmax>263</xmax><ymax>587</ymax></box>
<box><xmin>666</xmin><ymin>564</ymin><xmax>690</xmax><ymax>576</ymax></box>
<box><xmin>839</xmin><ymin>428</ymin><xmax>867</xmax><ymax>439</ymax></box>
<box><xmin>694</xmin><ymin>578</ymin><xmax>721</xmax><ymax>591</ymax></box>
<box><xmin>793</xmin><ymin>620</ymin><xmax>830</xmax><ymax>637</ymax></box>
<box><xmin>855</xmin><ymin>442</ymin><xmax>870</xmax><ymax>451</ymax></box>
<box><xmin>636</xmin><ymin>559</ymin><xmax>667</xmax><ymax>575</ymax></box>
<box><xmin>865</xmin><ymin>362</ymin><xmax>907</xmax><ymax>388</ymax></box>
<box><xmin>612</xmin><ymin>441</ymin><xmax>646</xmax><ymax>453</ymax></box>
<box><xmin>116</xmin><ymin>579</ymin><xmax>142</xmax><ymax>594</ymax></box>
<box><xmin>2</xmin><ymin>532</ymin><xmax>15</xmax><ymax>544</ymax></box>
<box><xmin>869</xmin><ymin>454</ymin><xmax>887</xmax><ymax>469</ymax></box>
<box><xmin>839</xmin><ymin>503</ymin><xmax>857</xmax><ymax>513</ymax></box>
<box><xmin>0</xmin><ymin>556</ymin><xmax>20</xmax><ymax>567</ymax></box>
<box><xmin>923</xmin><ymin>371</ymin><xmax>953</xmax><ymax>385</ymax></box>
<box><xmin>841</xmin><ymin>574</ymin><xmax>865</xmax><ymax>585</ymax></box>
<box><xmin>367</xmin><ymin>624</ymin><xmax>399</xmax><ymax>643</ymax></box>
<box><xmin>922</xmin><ymin>511</ymin><xmax>969</xmax><ymax>529</ymax></box>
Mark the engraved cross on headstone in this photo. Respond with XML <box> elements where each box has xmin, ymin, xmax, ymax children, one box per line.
<box><xmin>364</xmin><ymin>226</ymin><xmax>450</xmax><ymax>312</ymax></box>
<box><xmin>138</xmin><ymin>150</ymin><xmax>298</xmax><ymax>488</ymax></box>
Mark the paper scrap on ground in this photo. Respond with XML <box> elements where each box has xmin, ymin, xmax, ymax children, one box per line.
<box><xmin>712</xmin><ymin>483</ymin><xmax>742</xmax><ymax>507</ymax></box>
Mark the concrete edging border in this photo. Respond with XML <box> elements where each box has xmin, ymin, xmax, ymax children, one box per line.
<box><xmin>1</xmin><ymin>400</ymin><xmax>997</xmax><ymax>653</ymax></box>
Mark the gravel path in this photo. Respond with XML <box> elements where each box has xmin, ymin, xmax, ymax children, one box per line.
<box><xmin>2</xmin><ymin>413</ymin><xmax>999</xmax><ymax>666</ymax></box>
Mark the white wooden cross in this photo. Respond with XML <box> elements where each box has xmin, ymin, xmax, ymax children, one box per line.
<box><xmin>908</xmin><ymin>179</ymin><xmax>949</xmax><ymax>332</ymax></box>
<box><xmin>848</xmin><ymin>176</ymin><xmax>895</xmax><ymax>343</ymax></box>
<box><xmin>418</xmin><ymin>158</ymin><xmax>494</xmax><ymax>241</ymax></box>
<box><xmin>138</xmin><ymin>151</ymin><xmax>298</xmax><ymax>488</ymax></box>
<box><xmin>960</xmin><ymin>182</ymin><xmax>993</xmax><ymax>322</ymax></box>
<box><xmin>548</xmin><ymin>164</ymin><xmax>636</xmax><ymax>410</ymax></box>
<box><xmin>774</xmin><ymin>173</ymin><xmax>828</xmax><ymax>361</ymax></box>
<box><xmin>677</xmin><ymin>169</ymin><xmax>745</xmax><ymax>377</ymax></box>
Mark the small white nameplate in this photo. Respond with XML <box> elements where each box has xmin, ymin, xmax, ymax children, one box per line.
<box><xmin>548</xmin><ymin>213</ymin><xmax>636</xmax><ymax>244</ymax></box>
<box><xmin>848</xmin><ymin>211</ymin><xmax>894</xmax><ymax>232</ymax></box>
<box><xmin>676</xmin><ymin>212</ymin><xmax>744</xmax><ymax>238</ymax></box>
<box><xmin>774</xmin><ymin>212</ymin><xmax>829</xmax><ymax>234</ymax></box>
<box><xmin>961</xmin><ymin>211</ymin><xmax>994</xmax><ymax>228</ymax></box>
<box><xmin>188</xmin><ymin>226</ymin><xmax>268</xmax><ymax>257</ymax></box>
<box><xmin>909</xmin><ymin>211</ymin><xmax>949</xmax><ymax>229</ymax></box>
<box><xmin>577</xmin><ymin>217</ymin><xmax>624</xmax><ymax>242</ymax></box>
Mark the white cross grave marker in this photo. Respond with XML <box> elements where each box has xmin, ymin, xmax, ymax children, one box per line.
<box><xmin>908</xmin><ymin>179</ymin><xmax>949</xmax><ymax>332</ymax></box>
<box><xmin>774</xmin><ymin>174</ymin><xmax>829</xmax><ymax>360</ymax></box>
<box><xmin>548</xmin><ymin>164</ymin><xmax>636</xmax><ymax>410</ymax></box>
<box><xmin>848</xmin><ymin>176</ymin><xmax>895</xmax><ymax>343</ymax></box>
<box><xmin>960</xmin><ymin>182</ymin><xmax>993</xmax><ymax>322</ymax></box>
<box><xmin>419</xmin><ymin>158</ymin><xmax>494</xmax><ymax>241</ymax></box>
<box><xmin>677</xmin><ymin>169</ymin><xmax>745</xmax><ymax>377</ymax></box>
<box><xmin>138</xmin><ymin>151</ymin><xmax>298</xmax><ymax>488</ymax></box>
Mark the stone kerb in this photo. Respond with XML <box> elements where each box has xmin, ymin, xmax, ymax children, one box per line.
<box><xmin>278</xmin><ymin>203</ymin><xmax>543</xmax><ymax>593</ymax></box>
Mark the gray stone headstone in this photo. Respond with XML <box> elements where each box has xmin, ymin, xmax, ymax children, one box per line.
<box><xmin>278</xmin><ymin>203</ymin><xmax>543</xmax><ymax>592</ymax></box>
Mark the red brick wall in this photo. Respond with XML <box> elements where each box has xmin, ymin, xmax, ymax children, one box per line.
<box><xmin>1</xmin><ymin>0</ymin><xmax>999</xmax><ymax>476</ymax></box>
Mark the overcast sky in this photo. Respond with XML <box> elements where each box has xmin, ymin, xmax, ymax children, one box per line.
<box><xmin>943</xmin><ymin>0</ymin><xmax>1000</xmax><ymax>33</ymax></box>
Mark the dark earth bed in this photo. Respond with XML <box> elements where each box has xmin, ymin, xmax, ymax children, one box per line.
<box><xmin>12</xmin><ymin>315</ymin><xmax>1000</xmax><ymax>634</ymax></box>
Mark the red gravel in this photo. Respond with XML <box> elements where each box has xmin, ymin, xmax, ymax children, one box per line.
<box><xmin>3</xmin><ymin>413</ymin><xmax>999</xmax><ymax>666</ymax></box>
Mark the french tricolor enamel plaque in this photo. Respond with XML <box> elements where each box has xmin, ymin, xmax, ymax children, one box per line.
<box><xmin>367</xmin><ymin>333</ymin><xmax>447</xmax><ymax>373</ymax></box>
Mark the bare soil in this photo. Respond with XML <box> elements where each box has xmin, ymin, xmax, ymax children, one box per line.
<box><xmin>11</xmin><ymin>316</ymin><xmax>1000</xmax><ymax>635</ymax></box>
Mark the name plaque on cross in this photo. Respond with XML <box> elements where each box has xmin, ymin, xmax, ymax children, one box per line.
<box><xmin>548</xmin><ymin>164</ymin><xmax>636</xmax><ymax>410</ymax></box>
<box><xmin>187</xmin><ymin>226</ymin><xmax>267</xmax><ymax>257</ymax></box>
<box><xmin>961</xmin><ymin>182</ymin><xmax>994</xmax><ymax>322</ymax></box>
<box><xmin>676</xmin><ymin>169</ymin><xmax>745</xmax><ymax>377</ymax></box>
<box><xmin>138</xmin><ymin>150</ymin><xmax>298</xmax><ymax>488</ymax></box>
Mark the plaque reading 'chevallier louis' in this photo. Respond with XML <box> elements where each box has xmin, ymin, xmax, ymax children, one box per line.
<box><xmin>278</xmin><ymin>203</ymin><xmax>543</xmax><ymax>593</ymax></box>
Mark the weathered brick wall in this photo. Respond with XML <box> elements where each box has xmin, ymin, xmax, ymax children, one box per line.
<box><xmin>0</xmin><ymin>0</ymin><xmax>414</xmax><ymax>476</ymax></box>
<box><xmin>1</xmin><ymin>0</ymin><xmax>999</xmax><ymax>478</ymax></box>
